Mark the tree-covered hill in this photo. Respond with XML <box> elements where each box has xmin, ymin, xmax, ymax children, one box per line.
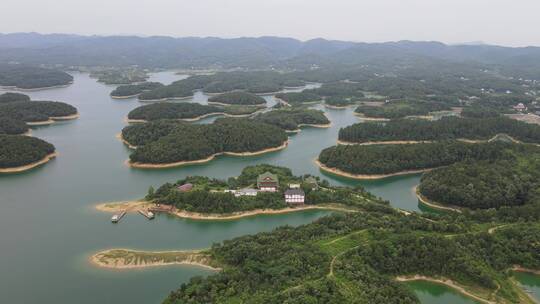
<box><xmin>0</xmin><ymin>135</ymin><xmax>55</xmax><ymax>169</ymax></box>
<box><xmin>0</xmin><ymin>118</ymin><xmax>29</xmax><ymax>135</ymax></box>
<box><xmin>0</xmin><ymin>92</ymin><xmax>31</xmax><ymax>103</ymax></box>
<box><xmin>339</xmin><ymin>117</ymin><xmax>540</xmax><ymax>144</ymax></box>
<box><xmin>127</xmin><ymin>103</ymin><xmax>223</xmax><ymax>121</ymax></box>
<box><xmin>354</xmin><ymin>100</ymin><xmax>451</xmax><ymax>119</ymax></box>
<box><xmin>274</xmin><ymin>92</ymin><xmax>322</xmax><ymax>105</ymax></box>
<box><xmin>254</xmin><ymin>108</ymin><xmax>330</xmax><ymax>131</ymax></box>
<box><xmin>318</xmin><ymin>141</ymin><xmax>513</xmax><ymax>175</ymax></box>
<box><xmin>0</xmin><ymin>100</ymin><xmax>78</xmax><ymax>122</ymax></box>
<box><xmin>110</xmin><ymin>82</ymin><xmax>163</xmax><ymax>98</ymax></box>
<box><xmin>208</xmin><ymin>91</ymin><xmax>266</xmax><ymax>105</ymax></box>
<box><xmin>0</xmin><ymin>64</ymin><xmax>73</xmax><ymax>89</ymax></box>
<box><xmin>123</xmin><ymin>118</ymin><xmax>288</xmax><ymax>164</ymax></box>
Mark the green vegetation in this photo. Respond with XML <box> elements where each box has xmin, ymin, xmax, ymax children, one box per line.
<box><xmin>110</xmin><ymin>82</ymin><xmax>163</xmax><ymax>97</ymax></box>
<box><xmin>90</xmin><ymin>68</ymin><xmax>148</xmax><ymax>85</ymax></box>
<box><xmin>274</xmin><ymin>92</ymin><xmax>321</xmax><ymax>105</ymax></box>
<box><xmin>208</xmin><ymin>91</ymin><xmax>266</xmax><ymax>105</ymax></box>
<box><xmin>461</xmin><ymin>105</ymin><xmax>503</xmax><ymax>118</ymax></box>
<box><xmin>0</xmin><ymin>64</ymin><xmax>73</xmax><ymax>89</ymax></box>
<box><xmin>127</xmin><ymin>102</ymin><xmax>262</xmax><ymax>121</ymax></box>
<box><xmin>324</xmin><ymin>95</ymin><xmax>357</xmax><ymax>107</ymax></box>
<box><xmin>354</xmin><ymin>100</ymin><xmax>451</xmax><ymax>119</ymax></box>
<box><xmin>0</xmin><ymin>135</ymin><xmax>55</xmax><ymax>169</ymax></box>
<box><xmin>254</xmin><ymin>108</ymin><xmax>330</xmax><ymax>131</ymax></box>
<box><xmin>0</xmin><ymin>92</ymin><xmax>30</xmax><ymax>103</ymax></box>
<box><xmin>163</xmin><ymin>188</ymin><xmax>540</xmax><ymax>303</ymax></box>
<box><xmin>339</xmin><ymin>117</ymin><xmax>540</xmax><ymax>144</ymax></box>
<box><xmin>0</xmin><ymin>118</ymin><xmax>28</xmax><ymax>135</ymax></box>
<box><xmin>318</xmin><ymin>141</ymin><xmax>512</xmax><ymax>175</ymax></box>
<box><xmin>310</xmin><ymin>82</ymin><xmax>366</xmax><ymax>99</ymax></box>
<box><xmin>146</xmin><ymin>164</ymin><xmax>376</xmax><ymax>214</ymax></box>
<box><xmin>0</xmin><ymin>100</ymin><xmax>77</xmax><ymax>123</ymax></box>
<box><xmin>123</xmin><ymin>118</ymin><xmax>288</xmax><ymax>164</ymax></box>
<box><xmin>419</xmin><ymin>144</ymin><xmax>540</xmax><ymax>209</ymax></box>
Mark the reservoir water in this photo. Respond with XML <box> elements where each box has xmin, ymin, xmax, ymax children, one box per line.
<box><xmin>0</xmin><ymin>71</ymin><xmax>537</xmax><ymax>304</ymax></box>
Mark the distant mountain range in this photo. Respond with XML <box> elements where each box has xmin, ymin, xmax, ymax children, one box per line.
<box><xmin>0</xmin><ymin>32</ymin><xmax>539</xmax><ymax>78</ymax></box>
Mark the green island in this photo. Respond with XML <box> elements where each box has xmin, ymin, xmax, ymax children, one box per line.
<box><xmin>317</xmin><ymin>141</ymin><xmax>517</xmax><ymax>179</ymax></box>
<box><xmin>126</xmin><ymin>102</ymin><xmax>262</xmax><ymax>122</ymax></box>
<box><xmin>324</xmin><ymin>95</ymin><xmax>358</xmax><ymax>108</ymax></box>
<box><xmin>122</xmin><ymin>118</ymin><xmax>288</xmax><ymax>167</ymax></box>
<box><xmin>207</xmin><ymin>91</ymin><xmax>266</xmax><ymax>105</ymax></box>
<box><xmin>0</xmin><ymin>92</ymin><xmax>30</xmax><ymax>103</ymax></box>
<box><xmin>254</xmin><ymin>108</ymin><xmax>331</xmax><ymax>131</ymax></box>
<box><xmin>93</xmin><ymin>167</ymin><xmax>540</xmax><ymax>304</ymax></box>
<box><xmin>0</xmin><ymin>117</ymin><xmax>29</xmax><ymax>135</ymax></box>
<box><xmin>110</xmin><ymin>82</ymin><xmax>164</xmax><ymax>98</ymax></box>
<box><xmin>0</xmin><ymin>135</ymin><xmax>56</xmax><ymax>173</ymax></box>
<box><xmin>274</xmin><ymin>92</ymin><xmax>322</xmax><ymax>105</ymax></box>
<box><xmin>0</xmin><ymin>64</ymin><xmax>73</xmax><ymax>90</ymax></box>
<box><xmin>339</xmin><ymin>116</ymin><xmax>540</xmax><ymax>144</ymax></box>
<box><xmin>418</xmin><ymin>144</ymin><xmax>540</xmax><ymax>210</ymax></box>
<box><xmin>139</xmin><ymin>71</ymin><xmax>306</xmax><ymax>101</ymax></box>
<box><xmin>89</xmin><ymin>68</ymin><xmax>148</xmax><ymax>85</ymax></box>
<box><xmin>354</xmin><ymin>100</ymin><xmax>452</xmax><ymax>119</ymax></box>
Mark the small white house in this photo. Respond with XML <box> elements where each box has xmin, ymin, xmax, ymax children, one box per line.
<box><xmin>514</xmin><ymin>103</ymin><xmax>527</xmax><ymax>112</ymax></box>
<box><xmin>284</xmin><ymin>189</ymin><xmax>305</xmax><ymax>205</ymax></box>
<box><xmin>288</xmin><ymin>183</ymin><xmax>301</xmax><ymax>189</ymax></box>
<box><xmin>235</xmin><ymin>188</ymin><xmax>258</xmax><ymax>197</ymax></box>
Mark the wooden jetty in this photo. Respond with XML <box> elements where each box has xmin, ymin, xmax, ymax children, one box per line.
<box><xmin>138</xmin><ymin>209</ymin><xmax>155</xmax><ymax>220</ymax></box>
<box><xmin>111</xmin><ymin>210</ymin><xmax>126</xmax><ymax>223</ymax></box>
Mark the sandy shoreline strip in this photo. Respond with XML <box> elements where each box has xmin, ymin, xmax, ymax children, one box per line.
<box><xmin>111</xmin><ymin>94</ymin><xmax>140</xmax><ymax>99</ymax></box>
<box><xmin>116</xmin><ymin>133</ymin><xmax>138</xmax><ymax>149</ymax></box>
<box><xmin>315</xmin><ymin>159</ymin><xmax>430</xmax><ymax>180</ymax></box>
<box><xmin>0</xmin><ymin>152</ymin><xmax>57</xmax><ymax>173</ymax></box>
<box><xmin>512</xmin><ymin>266</ymin><xmax>540</xmax><ymax>275</ymax></box>
<box><xmin>337</xmin><ymin>139</ymin><xmax>432</xmax><ymax>146</ymax></box>
<box><xmin>90</xmin><ymin>248</ymin><xmax>219</xmax><ymax>270</ymax></box>
<box><xmin>26</xmin><ymin>113</ymin><xmax>80</xmax><ymax>126</ymax></box>
<box><xmin>138</xmin><ymin>95</ymin><xmax>193</xmax><ymax>102</ymax></box>
<box><xmin>414</xmin><ymin>186</ymin><xmax>462</xmax><ymax>213</ymax></box>
<box><xmin>1</xmin><ymin>82</ymin><xmax>73</xmax><ymax>91</ymax></box>
<box><xmin>126</xmin><ymin>140</ymin><xmax>289</xmax><ymax>169</ymax></box>
<box><xmin>396</xmin><ymin>275</ymin><xmax>496</xmax><ymax>304</ymax></box>
<box><xmin>124</xmin><ymin>111</ymin><xmax>258</xmax><ymax>124</ymax></box>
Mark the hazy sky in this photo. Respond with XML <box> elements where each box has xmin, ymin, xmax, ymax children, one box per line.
<box><xmin>2</xmin><ymin>0</ymin><xmax>539</xmax><ymax>46</ymax></box>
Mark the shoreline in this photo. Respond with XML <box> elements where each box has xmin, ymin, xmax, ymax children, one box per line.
<box><xmin>26</xmin><ymin>113</ymin><xmax>80</xmax><ymax>126</ymax></box>
<box><xmin>95</xmin><ymin>200</ymin><xmax>352</xmax><ymax>220</ymax></box>
<box><xmin>111</xmin><ymin>94</ymin><xmax>140</xmax><ymax>99</ymax></box>
<box><xmin>124</xmin><ymin>111</ymin><xmax>258</xmax><ymax>124</ymax></box>
<box><xmin>90</xmin><ymin>248</ymin><xmax>219</xmax><ymax>271</ymax></box>
<box><xmin>315</xmin><ymin>159</ymin><xmax>430</xmax><ymax>180</ymax></box>
<box><xmin>354</xmin><ymin>112</ymin><xmax>391</xmax><ymax>121</ymax></box>
<box><xmin>414</xmin><ymin>186</ymin><xmax>462</xmax><ymax>213</ymax></box>
<box><xmin>0</xmin><ymin>152</ymin><xmax>57</xmax><ymax>173</ymax></box>
<box><xmin>337</xmin><ymin>139</ymin><xmax>432</xmax><ymax>145</ymax></box>
<box><xmin>138</xmin><ymin>95</ymin><xmax>193</xmax><ymax>102</ymax></box>
<box><xmin>0</xmin><ymin>82</ymin><xmax>73</xmax><ymax>91</ymax></box>
<box><xmin>324</xmin><ymin>103</ymin><xmax>356</xmax><ymax>109</ymax></box>
<box><xmin>512</xmin><ymin>266</ymin><xmax>540</xmax><ymax>275</ymax></box>
<box><xmin>207</xmin><ymin>101</ymin><xmax>266</xmax><ymax>107</ymax></box>
<box><xmin>116</xmin><ymin>133</ymin><xmax>138</xmax><ymax>149</ymax></box>
<box><xmin>396</xmin><ymin>275</ymin><xmax>496</xmax><ymax>304</ymax></box>
<box><xmin>126</xmin><ymin>140</ymin><xmax>289</xmax><ymax>169</ymax></box>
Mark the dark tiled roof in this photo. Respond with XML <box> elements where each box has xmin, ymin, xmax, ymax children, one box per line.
<box><xmin>285</xmin><ymin>189</ymin><xmax>305</xmax><ymax>196</ymax></box>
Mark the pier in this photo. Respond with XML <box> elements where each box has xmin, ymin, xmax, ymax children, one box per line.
<box><xmin>138</xmin><ymin>209</ymin><xmax>155</xmax><ymax>220</ymax></box>
<box><xmin>111</xmin><ymin>210</ymin><xmax>126</xmax><ymax>223</ymax></box>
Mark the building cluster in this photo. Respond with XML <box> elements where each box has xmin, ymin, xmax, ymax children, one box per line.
<box><xmin>176</xmin><ymin>171</ymin><xmax>319</xmax><ymax>205</ymax></box>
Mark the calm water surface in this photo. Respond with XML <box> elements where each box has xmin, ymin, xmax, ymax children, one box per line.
<box><xmin>0</xmin><ymin>71</ymin><xmax>537</xmax><ymax>303</ymax></box>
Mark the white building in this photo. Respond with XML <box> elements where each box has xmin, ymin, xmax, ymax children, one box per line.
<box><xmin>235</xmin><ymin>188</ymin><xmax>258</xmax><ymax>197</ymax></box>
<box><xmin>284</xmin><ymin>189</ymin><xmax>305</xmax><ymax>205</ymax></box>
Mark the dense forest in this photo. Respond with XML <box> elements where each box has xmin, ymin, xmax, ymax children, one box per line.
<box><xmin>144</xmin><ymin>164</ymin><xmax>358</xmax><ymax>214</ymax></box>
<box><xmin>208</xmin><ymin>91</ymin><xmax>266</xmax><ymax>105</ymax></box>
<box><xmin>164</xmin><ymin>185</ymin><xmax>540</xmax><ymax>303</ymax></box>
<box><xmin>110</xmin><ymin>82</ymin><xmax>163</xmax><ymax>97</ymax></box>
<box><xmin>127</xmin><ymin>103</ymin><xmax>224</xmax><ymax>121</ymax></box>
<box><xmin>0</xmin><ymin>135</ymin><xmax>55</xmax><ymax>168</ymax></box>
<box><xmin>274</xmin><ymin>92</ymin><xmax>321</xmax><ymax>105</ymax></box>
<box><xmin>0</xmin><ymin>100</ymin><xmax>78</xmax><ymax>122</ymax></box>
<box><xmin>254</xmin><ymin>108</ymin><xmax>330</xmax><ymax>131</ymax></box>
<box><xmin>123</xmin><ymin>118</ymin><xmax>288</xmax><ymax>164</ymax></box>
<box><xmin>0</xmin><ymin>64</ymin><xmax>73</xmax><ymax>89</ymax></box>
<box><xmin>354</xmin><ymin>100</ymin><xmax>451</xmax><ymax>119</ymax></box>
<box><xmin>0</xmin><ymin>92</ymin><xmax>30</xmax><ymax>103</ymax></box>
<box><xmin>89</xmin><ymin>68</ymin><xmax>148</xmax><ymax>85</ymax></box>
<box><xmin>0</xmin><ymin>117</ymin><xmax>28</xmax><ymax>135</ymax></box>
<box><xmin>318</xmin><ymin>141</ymin><xmax>514</xmax><ymax>175</ymax></box>
<box><xmin>419</xmin><ymin>145</ymin><xmax>540</xmax><ymax>209</ymax></box>
<box><xmin>339</xmin><ymin>116</ymin><xmax>540</xmax><ymax>144</ymax></box>
<box><xmin>324</xmin><ymin>95</ymin><xmax>357</xmax><ymax>107</ymax></box>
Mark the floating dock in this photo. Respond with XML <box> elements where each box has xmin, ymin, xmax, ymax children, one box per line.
<box><xmin>138</xmin><ymin>209</ymin><xmax>155</xmax><ymax>220</ymax></box>
<box><xmin>111</xmin><ymin>210</ymin><xmax>126</xmax><ymax>223</ymax></box>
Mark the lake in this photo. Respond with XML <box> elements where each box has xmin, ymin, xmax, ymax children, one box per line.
<box><xmin>0</xmin><ymin>71</ymin><xmax>537</xmax><ymax>304</ymax></box>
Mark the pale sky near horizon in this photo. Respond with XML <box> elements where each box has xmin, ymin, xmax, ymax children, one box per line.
<box><xmin>1</xmin><ymin>0</ymin><xmax>539</xmax><ymax>47</ymax></box>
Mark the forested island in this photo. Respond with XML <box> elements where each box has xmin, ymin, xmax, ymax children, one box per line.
<box><xmin>126</xmin><ymin>102</ymin><xmax>262</xmax><ymax>122</ymax></box>
<box><xmin>0</xmin><ymin>64</ymin><xmax>73</xmax><ymax>89</ymax></box>
<box><xmin>274</xmin><ymin>92</ymin><xmax>321</xmax><ymax>105</ymax></box>
<box><xmin>354</xmin><ymin>100</ymin><xmax>451</xmax><ymax>119</ymax></box>
<box><xmin>110</xmin><ymin>82</ymin><xmax>163</xmax><ymax>98</ymax></box>
<box><xmin>0</xmin><ymin>135</ymin><xmax>56</xmax><ymax>172</ymax></box>
<box><xmin>207</xmin><ymin>91</ymin><xmax>266</xmax><ymax>105</ymax></box>
<box><xmin>90</xmin><ymin>68</ymin><xmax>148</xmax><ymax>85</ymax></box>
<box><xmin>317</xmin><ymin>141</ymin><xmax>513</xmax><ymax>178</ymax></box>
<box><xmin>139</xmin><ymin>71</ymin><xmax>307</xmax><ymax>101</ymax></box>
<box><xmin>95</xmin><ymin>162</ymin><xmax>540</xmax><ymax>303</ymax></box>
<box><xmin>339</xmin><ymin>116</ymin><xmax>540</xmax><ymax>144</ymax></box>
<box><xmin>122</xmin><ymin>118</ymin><xmax>288</xmax><ymax>167</ymax></box>
<box><xmin>418</xmin><ymin>144</ymin><xmax>540</xmax><ymax>210</ymax></box>
<box><xmin>254</xmin><ymin>108</ymin><xmax>330</xmax><ymax>131</ymax></box>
